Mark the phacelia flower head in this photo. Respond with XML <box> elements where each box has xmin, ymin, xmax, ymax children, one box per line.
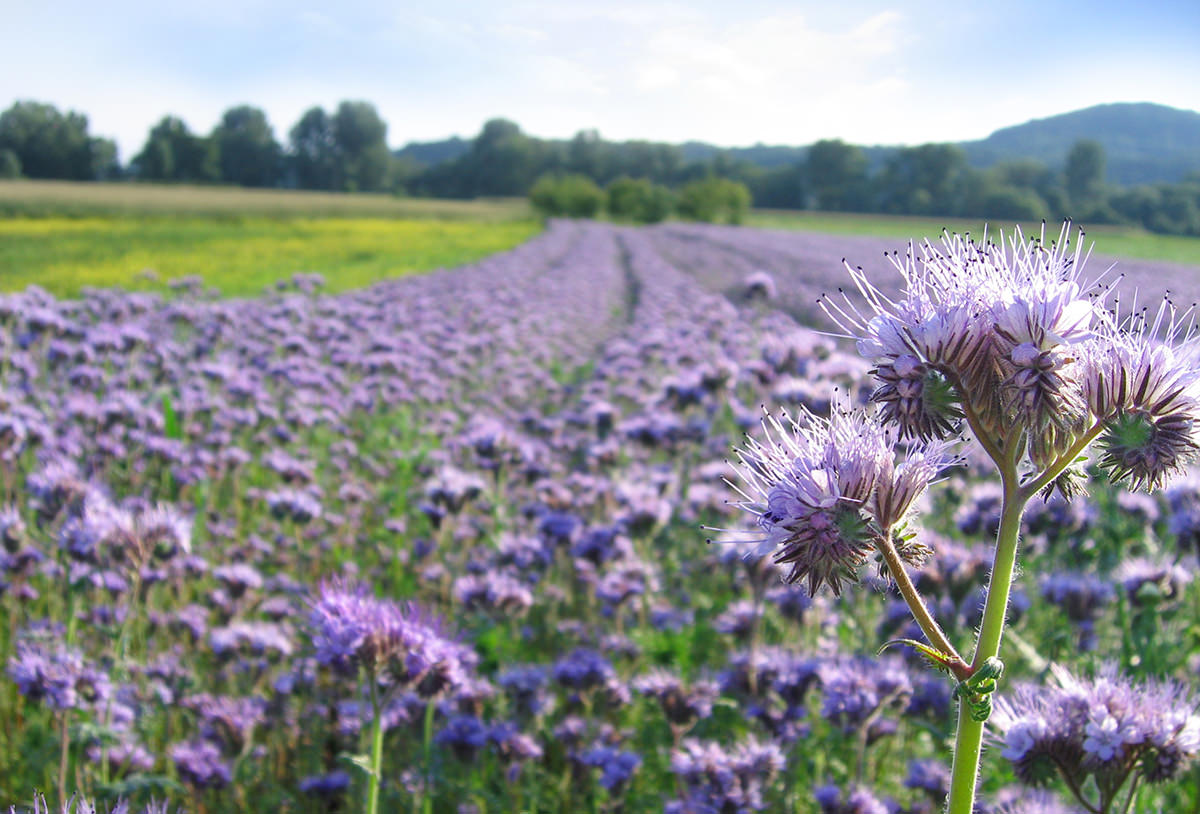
<box><xmin>725</xmin><ymin>404</ymin><xmax>954</xmax><ymax>595</ymax></box>
<box><xmin>309</xmin><ymin>579</ymin><xmax>474</xmax><ymax>694</ymax></box>
<box><xmin>1079</xmin><ymin>299</ymin><xmax>1200</xmax><ymax>492</ymax></box>
<box><xmin>991</xmin><ymin>663</ymin><xmax>1200</xmax><ymax>802</ymax></box>
<box><xmin>825</xmin><ymin>223</ymin><xmax>1103</xmax><ymax>449</ymax></box>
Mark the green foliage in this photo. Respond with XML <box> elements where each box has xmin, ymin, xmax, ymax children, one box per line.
<box><xmin>133</xmin><ymin>116</ymin><xmax>218</xmax><ymax>183</ymax></box>
<box><xmin>676</xmin><ymin>177</ymin><xmax>752</xmax><ymax>224</ymax></box>
<box><xmin>0</xmin><ymin>100</ymin><xmax>109</xmax><ymax>180</ymax></box>
<box><xmin>605</xmin><ymin>177</ymin><xmax>674</xmax><ymax>223</ymax></box>
<box><xmin>333</xmin><ymin>101</ymin><xmax>393</xmax><ymax>193</ymax></box>
<box><xmin>529</xmin><ymin>173</ymin><xmax>605</xmax><ymax>218</ymax></box>
<box><xmin>0</xmin><ymin>148</ymin><xmax>20</xmax><ymax>179</ymax></box>
<box><xmin>877</xmin><ymin>144</ymin><xmax>969</xmax><ymax>215</ymax></box>
<box><xmin>212</xmin><ymin>105</ymin><xmax>281</xmax><ymax>188</ymax></box>
<box><xmin>1065</xmin><ymin>139</ymin><xmax>1106</xmax><ymax>206</ymax></box>
<box><xmin>806</xmin><ymin>140</ymin><xmax>870</xmax><ymax>211</ymax></box>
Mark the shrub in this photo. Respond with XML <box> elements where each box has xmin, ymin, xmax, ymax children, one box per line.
<box><xmin>676</xmin><ymin>177</ymin><xmax>751</xmax><ymax>224</ymax></box>
<box><xmin>528</xmin><ymin>173</ymin><xmax>605</xmax><ymax>219</ymax></box>
<box><xmin>606</xmin><ymin>177</ymin><xmax>675</xmax><ymax>224</ymax></box>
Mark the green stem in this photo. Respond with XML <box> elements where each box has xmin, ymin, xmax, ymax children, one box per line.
<box><xmin>422</xmin><ymin>699</ymin><xmax>435</xmax><ymax>814</ymax></box>
<box><xmin>366</xmin><ymin>678</ymin><xmax>384</xmax><ymax>814</ymax></box>
<box><xmin>945</xmin><ymin>470</ymin><xmax>1026</xmax><ymax>814</ymax></box>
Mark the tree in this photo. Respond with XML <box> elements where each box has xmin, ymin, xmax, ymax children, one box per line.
<box><xmin>877</xmin><ymin>144</ymin><xmax>969</xmax><ymax>215</ymax></box>
<box><xmin>0</xmin><ymin>149</ymin><xmax>20</xmax><ymax>179</ymax></box>
<box><xmin>0</xmin><ymin>100</ymin><xmax>100</xmax><ymax>180</ymax></box>
<box><xmin>1065</xmin><ymin>139</ymin><xmax>1105</xmax><ymax>206</ymax></box>
<box><xmin>676</xmin><ymin>177</ymin><xmax>752</xmax><ymax>224</ymax></box>
<box><xmin>133</xmin><ymin>116</ymin><xmax>217</xmax><ymax>182</ymax></box>
<box><xmin>566</xmin><ymin>129</ymin><xmax>610</xmax><ymax>181</ymax></box>
<box><xmin>289</xmin><ymin>107</ymin><xmax>340</xmax><ymax>190</ymax></box>
<box><xmin>212</xmin><ymin>105</ymin><xmax>281</xmax><ymax>187</ymax></box>
<box><xmin>468</xmin><ymin>119</ymin><xmax>541</xmax><ymax>196</ymax></box>
<box><xmin>333</xmin><ymin>101</ymin><xmax>392</xmax><ymax>192</ymax></box>
<box><xmin>806</xmin><ymin>140</ymin><xmax>869</xmax><ymax>211</ymax></box>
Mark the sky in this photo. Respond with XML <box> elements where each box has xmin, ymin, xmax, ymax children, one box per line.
<box><xmin>3</xmin><ymin>0</ymin><xmax>1199</xmax><ymax>162</ymax></box>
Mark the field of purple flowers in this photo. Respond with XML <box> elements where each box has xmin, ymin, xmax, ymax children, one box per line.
<box><xmin>3</xmin><ymin>220</ymin><xmax>1200</xmax><ymax>813</ymax></box>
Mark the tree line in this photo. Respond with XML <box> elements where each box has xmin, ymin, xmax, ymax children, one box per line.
<box><xmin>2</xmin><ymin>99</ymin><xmax>1199</xmax><ymax>236</ymax></box>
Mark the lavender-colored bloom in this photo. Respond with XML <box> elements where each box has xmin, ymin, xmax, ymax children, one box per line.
<box><xmin>298</xmin><ymin>771</ymin><xmax>351</xmax><ymax>796</ymax></box>
<box><xmin>309</xmin><ymin>579</ymin><xmax>474</xmax><ymax>694</ymax></box>
<box><xmin>498</xmin><ymin>665</ymin><xmax>553</xmax><ymax>718</ymax></box>
<box><xmin>991</xmin><ymin>663</ymin><xmax>1200</xmax><ymax>794</ymax></box>
<box><xmin>436</xmin><ymin>715</ymin><xmax>491</xmax><ymax>760</ymax></box>
<box><xmin>1080</xmin><ymin>301</ymin><xmax>1200</xmax><ymax>491</ymax></box>
<box><xmin>170</xmin><ymin>739</ymin><xmax>232</xmax><ymax>789</ymax></box>
<box><xmin>727</xmin><ymin>407</ymin><xmax>893</xmax><ymax>595</ymax></box>
<box><xmin>633</xmin><ymin>668</ymin><xmax>718</xmax><ymax>727</ymax></box>
<box><xmin>670</xmin><ymin>736</ymin><xmax>786</xmax><ymax>813</ymax></box>
<box><xmin>904</xmin><ymin>758</ymin><xmax>950</xmax><ymax>801</ymax></box>
<box><xmin>1114</xmin><ymin>556</ymin><xmax>1192</xmax><ymax>603</ymax></box>
<box><xmin>576</xmin><ymin>745</ymin><xmax>641</xmax><ymax>791</ymax></box>
<box><xmin>818</xmin><ymin>655</ymin><xmax>912</xmax><ymax>734</ymax></box>
<box><xmin>814</xmin><ymin>784</ymin><xmax>890</xmax><ymax>814</ymax></box>
<box><xmin>8</xmin><ymin>640</ymin><xmax>110</xmax><ymax>711</ymax></box>
<box><xmin>553</xmin><ymin>648</ymin><xmax>614</xmax><ymax>692</ymax></box>
<box><xmin>212</xmin><ymin>563</ymin><xmax>264</xmax><ymax>597</ymax></box>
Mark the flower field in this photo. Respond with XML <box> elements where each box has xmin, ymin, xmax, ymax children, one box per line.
<box><xmin>3</xmin><ymin>219</ymin><xmax>1200</xmax><ymax>813</ymax></box>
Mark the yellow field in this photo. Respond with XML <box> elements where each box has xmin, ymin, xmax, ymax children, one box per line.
<box><xmin>0</xmin><ymin>216</ymin><xmax>541</xmax><ymax>298</ymax></box>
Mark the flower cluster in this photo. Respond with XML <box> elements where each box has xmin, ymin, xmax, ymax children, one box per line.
<box><xmin>991</xmin><ymin>664</ymin><xmax>1200</xmax><ymax>809</ymax></box>
<box><xmin>309</xmin><ymin>580</ymin><xmax>474</xmax><ymax>695</ymax></box>
<box><xmin>824</xmin><ymin>224</ymin><xmax>1200</xmax><ymax>489</ymax></box>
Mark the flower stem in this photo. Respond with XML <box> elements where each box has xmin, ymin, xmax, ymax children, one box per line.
<box><xmin>875</xmin><ymin>531</ymin><xmax>969</xmax><ymax>680</ymax></box>
<box><xmin>946</xmin><ymin>471</ymin><xmax>1026</xmax><ymax>814</ymax></box>
<box><xmin>366</xmin><ymin>678</ymin><xmax>384</xmax><ymax>814</ymax></box>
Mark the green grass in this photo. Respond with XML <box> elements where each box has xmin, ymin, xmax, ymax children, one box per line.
<box><xmin>0</xmin><ymin>179</ymin><xmax>531</xmax><ymax>221</ymax></box>
<box><xmin>748</xmin><ymin>209</ymin><xmax>1200</xmax><ymax>266</ymax></box>
<box><xmin>0</xmin><ymin>216</ymin><xmax>542</xmax><ymax>298</ymax></box>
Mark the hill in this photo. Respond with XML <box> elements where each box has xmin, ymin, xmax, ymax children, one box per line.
<box><xmin>960</xmin><ymin>102</ymin><xmax>1200</xmax><ymax>185</ymax></box>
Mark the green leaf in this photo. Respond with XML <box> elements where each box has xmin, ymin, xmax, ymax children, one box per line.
<box><xmin>878</xmin><ymin>638</ymin><xmax>959</xmax><ymax>674</ymax></box>
<box><xmin>162</xmin><ymin>393</ymin><xmax>182</xmax><ymax>440</ymax></box>
<box><xmin>340</xmin><ymin>752</ymin><xmax>376</xmax><ymax>777</ymax></box>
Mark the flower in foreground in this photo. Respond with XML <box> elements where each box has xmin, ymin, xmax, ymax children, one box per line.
<box><xmin>724</xmin><ymin>404</ymin><xmax>955</xmax><ymax>595</ymax></box>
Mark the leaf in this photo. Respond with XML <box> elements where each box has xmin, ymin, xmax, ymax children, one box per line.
<box><xmin>162</xmin><ymin>393</ymin><xmax>182</xmax><ymax>440</ymax></box>
<box><xmin>878</xmin><ymin>638</ymin><xmax>961</xmax><ymax>674</ymax></box>
<box><xmin>340</xmin><ymin>752</ymin><xmax>376</xmax><ymax>777</ymax></box>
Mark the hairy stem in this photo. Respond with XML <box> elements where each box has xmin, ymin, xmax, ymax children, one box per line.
<box><xmin>946</xmin><ymin>467</ymin><xmax>1026</xmax><ymax>814</ymax></box>
<box><xmin>875</xmin><ymin>531</ymin><xmax>969</xmax><ymax>681</ymax></box>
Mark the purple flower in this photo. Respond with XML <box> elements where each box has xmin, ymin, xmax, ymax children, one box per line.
<box><xmin>170</xmin><ymin>739</ymin><xmax>232</xmax><ymax>789</ymax></box>
<box><xmin>553</xmin><ymin>648</ymin><xmax>614</xmax><ymax>692</ymax></box>
<box><xmin>309</xmin><ymin>580</ymin><xmax>475</xmax><ymax>694</ymax></box>
<box><xmin>8</xmin><ymin>639</ymin><xmax>110</xmax><ymax>711</ymax></box>
<box><xmin>991</xmin><ymin>663</ymin><xmax>1200</xmax><ymax>797</ymax></box>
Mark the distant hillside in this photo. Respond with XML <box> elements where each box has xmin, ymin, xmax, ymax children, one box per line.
<box><xmin>960</xmin><ymin>103</ymin><xmax>1200</xmax><ymax>185</ymax></box>
<box><xmin>393</xmin><ymin>102</ymin><xmax>1200</xmax><ymax>187</ymax></box>
<box><xmin>395</xmin><ymin>136</ymin><xmax>471</xmax><ymax>168</ymax></box>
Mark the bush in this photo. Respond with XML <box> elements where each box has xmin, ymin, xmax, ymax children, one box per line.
<box><xmin>606</xmin><ymin>177</ymin><xmax>675</xmax><ymax>224</ymax></box>
<box><xmin>676</xmin><ymin>177</ymin><xmax>751</xmax><ymax>224</ymax></box>
<box><xmin>529</xmin><ymin>173</ymin><xmax>605</xmax><ymax>218</ymax></box>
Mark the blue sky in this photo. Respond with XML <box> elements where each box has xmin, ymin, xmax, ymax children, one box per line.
<box><xmin>3</xmin><ymin>1</ymin><xmax>1198</xmax><ymax>162</ymax></box>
